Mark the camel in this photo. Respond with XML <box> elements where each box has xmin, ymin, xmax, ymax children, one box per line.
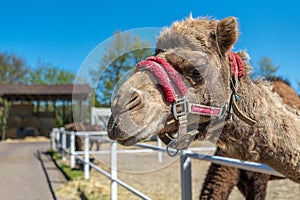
<box><xmin>64</xmin><ymin>122</ymin><xmax>102</xmax><ymax>169</ymax></box>
<box><xmin>107</xmin><ymin>16</ymin><xmax>300</xmax><ymax>184</ymax></box>
<box><xmin>200</xmin><ymin>78</ymin><xmax>300</xmax><ymax>199</ymax></box>
<box><xmin>65</xmin><ymin>122</ymin><xmax>102</xmax><ymax>151</ymax></box>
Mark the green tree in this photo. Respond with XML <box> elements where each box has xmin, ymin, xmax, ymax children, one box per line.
<box><xmin>0</xmin><ymin>51</ymin><xmax>29</xmax><ymax>83</ymax></box>
<box><xmin>27</xmin><ymin>61</ymin><xmax>77</xmax><ymax>125</ymax></box>
<box><xmin>257</xmin><ymin>57</ymin><xmax>279</xmax><ymax>78</ymax></box>
<box><xmin>91</xmin><ymin>31</ymin><xmax>153</xmax><ymax>107</ymax></box>
<box><xmin>27</xmin><ymin>60</ymin><xmax>75</xmax><ymax>84</ymax></box>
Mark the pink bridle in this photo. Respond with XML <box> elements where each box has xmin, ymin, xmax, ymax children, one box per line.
<box><xmin>136</xmin><ymin>55</ymin><xmax>238</xmax><ymax>118</ymax></box>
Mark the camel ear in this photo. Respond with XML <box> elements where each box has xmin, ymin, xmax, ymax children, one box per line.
<box><xmin>216</xmin><ymin>17</ymin><xmax>238</xmax><ymax>54</ymax></box>
<box><xmin>236</xmin><ymin>50</ymin><xmax>251</xmax><ymax>65</ymax></box>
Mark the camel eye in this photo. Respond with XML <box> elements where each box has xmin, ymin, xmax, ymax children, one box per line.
<box><xmin>184</xmin><ymin>67</ymin><xmax>204</xmax><ymax>86</ymax></box>
<box><xmin>193</xmin><ymin>70</ymin><xmax>204</xmax><ymax>86</ymax></box>
<box><xmin>155</xmin><ymin>48</ymin><xmax>165</xmax><ymax>55</ymax></box>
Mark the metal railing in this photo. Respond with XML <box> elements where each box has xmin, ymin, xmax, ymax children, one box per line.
<box><xmin>50</xmin><ymin>128</ymin><xmax>284</xmax><ymax>200</ymax></box>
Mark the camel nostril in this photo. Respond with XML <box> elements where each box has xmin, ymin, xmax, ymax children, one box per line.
<box><xmin>125</xmin><ymin>91</ymin><xmax>142</xmax><ymax>111</ymax></box>
<box><xmin>107</xmin><ymin>117</ymin><xmax>119</xmax><ymax>140</ymax></box>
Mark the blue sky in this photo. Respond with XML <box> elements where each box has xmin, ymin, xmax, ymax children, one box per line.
<box><xmin>1</xmin><ymin>0</ymin><xmax>300</xmax><ymax>89</ymax></box>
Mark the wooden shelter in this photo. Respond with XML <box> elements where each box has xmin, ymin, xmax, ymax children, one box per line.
<box><xmin>0</xmin><ymin>84</ymin><xmax>90</xmax><ymax>101</ymax></box>
<box><xmin>0</xmin><ymin>84</ymin><xmax>91</xmax><ymax>139</ymax></box>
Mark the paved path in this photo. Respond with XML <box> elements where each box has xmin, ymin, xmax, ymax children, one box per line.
<box><xmin>0</xmin><ymin>142</ymin><xmax>67</xmax><ymax>200</ymax></box>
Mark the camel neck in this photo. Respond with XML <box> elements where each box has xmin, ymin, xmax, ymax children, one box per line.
<box><xmin>222</xmin><ymin>77</ymin><xmax>300</xmax><ymax>183</ymax></box>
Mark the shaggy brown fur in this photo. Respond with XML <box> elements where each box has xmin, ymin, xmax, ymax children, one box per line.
<box><xmin>272</xmin><ymin>80</ymin><xmax>300</xmax><ymax>110</ymax></box>
<box><xmin>163</xmin><ymin>17</ymin><xmax>300</xmax><ymax>183</ymax></box>
<box><xmin>217</xmin><ymin>71</ymin><xmax>300</xmax><ymax>183</ymax></box>
<box><xmin>107</xmin><ymin>16</ymin><xmax>300</xmax><ymax>185</ymax></box>
<box><xmin>200</xmin><ymin>148</ymin><xmax>270</xmax><ymax>200</ymax></box>
<box><xmin>200</xmin><ymin>79</ymin><xmax>299</xmax><ymax>200</ymax></box>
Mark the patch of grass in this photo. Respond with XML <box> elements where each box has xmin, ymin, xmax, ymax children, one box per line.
<box><xmin>79</xmin><ymin>181</ymin><xmax>110</xmax><ymax>200</ymax></box>
<box><xmin>56</xmin><ymin>179</ymin><xmax>110</xmax><ymax>200</ymax></box>
<box><xmin>48</xmin><ymin>149</ymin><xmax>83</xmax><ymax>180</ymax></box>
<box><xmin>86</xmin><ymin>191</ymin><xmax>110</xmax><ymax>200</ymax></box>
<box><xmin>48</xmin><ymin>149</ymin><xmax>62</xmax><ymax>160</ymax></box>
<box><xmin>49</xmin><ymin>149</ymin><xmax>108</xmax><ymax>199</ymax></box>
<box><xmin>48</xmin><ymin>149</ymin><xmax>55</xmax><ymax>156</ymax></box>
<box><xmin>61</xmin><ymin>163</ymin><xmax>84</xmax><ymax>180</ymax></box>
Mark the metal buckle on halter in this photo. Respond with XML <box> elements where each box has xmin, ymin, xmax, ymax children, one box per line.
<box><xmin>166</xmin><ymin>132</ymin><xmax>196</xmax><ymax>156</ymax></box>
<box><xmin>172</xmin><ymin>97</ymin><xmax>188</xmax><ymax>120</ymax></box>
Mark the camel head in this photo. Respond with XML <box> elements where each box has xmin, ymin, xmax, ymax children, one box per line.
<box><xmin>107</xmin><ymin>17</ymin><xmax>239</xmax><ymax>147</ymax></box>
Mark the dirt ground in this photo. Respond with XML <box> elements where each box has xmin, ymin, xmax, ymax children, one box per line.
<box><xmin>57</xmin><ymin>141</ymin><xmax>299</xmax><ymax>200</ymax></box>
<box><xmin>3</xmin><ymin>136</ymin><xmax>50</xmax><ymax>143</ymax></box>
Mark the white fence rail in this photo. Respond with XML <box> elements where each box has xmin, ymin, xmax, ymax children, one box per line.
<box><xmin>51</xmin><ymin>128</ymin><xmax>155</xmax><ymax>199</ymax></box>
<box><xmin>50</xmin><ymin>128</ymin><xmax>284</xmax><ymax>200</ymax></box>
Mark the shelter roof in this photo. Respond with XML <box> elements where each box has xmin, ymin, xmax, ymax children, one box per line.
<box><xmin>0</xmin><ymin>84</ymin><xmax>91</xmax><ymax>101</ymax></box>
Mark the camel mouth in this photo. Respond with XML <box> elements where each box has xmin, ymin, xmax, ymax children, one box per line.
<box><xmin>107</xmin><ymin>121</ymin><xmax>156</xmax><ymax>146</ymax></box>
<box><xmin>107</xmin><ymin>106</ymin><xmax>167</xmax><ymax>145</ymax></box>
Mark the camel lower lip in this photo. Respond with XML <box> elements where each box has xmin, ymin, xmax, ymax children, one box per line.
<box><xmin>108</xmin><ymin>121</ymin><xmax>151</xmax><ymax>144</ymax></box>
<box><xmin>117</xmin><ymin>136</ymin><xmax>137</xmax><ymax>146</ymax></box>
<box><xmin>107</xmin><ymin>106</ymin><xmax>165</xmax><ymax>144</ymax></box>
<box><xmin>110</xmin><ymin>127</ymin><xmax>150</xmax><ymax>145</ymax></box>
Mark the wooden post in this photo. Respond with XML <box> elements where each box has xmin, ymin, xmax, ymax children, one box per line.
<box><xmin>79</xmin><ymin>100</ymin><xmax>83</xmax><ymax>122</ymax></box>
<box><xmin>45</xmin><ymin>100</ymin><xmax>49</xmax><ymax>112</ymax></box>
<box><xmin>37</xmin><ymin>100</ymin><xmax>40</xmax><ymax>113</ymax></box>
<box><xmin>1</xmin><ymin>100</ymin><xmax>7</xmax><ymax>140</ymax></box>
<box><xmin>53</xmin><ymin>100</ymin><xmax>56</xmax><ymax>110</ymax></box>
<box><xmin>1</xmin><ymin>106</ymin><xmax>4</xmax><ymax>140</ymax></box>
<box><xmin>53</xmin><ymin>100</ymin><xmax>56</xmax><ymax>117</ymax></box>
<box><xmin>62</xmin><ymin>100</ymin><xmax>65</xmax><ymax>124</ymax></box>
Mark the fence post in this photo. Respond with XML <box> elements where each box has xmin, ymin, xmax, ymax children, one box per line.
<box><xmin>62</xmin><ymin>130</ymin><xmax>66</xmax><ymax>161</ymax></box>
<box><xmin>56</xmin><ymin>129</ymin><xmax>60</xmax><ymax>151</ymax></box>
<box><xmin>59</xmin><ymin>127</ymin><xmax>65</xmax><ymax>153</ymax></box>
<box><xmin>111</xmin><ymin>141</ymin><xmax>118</xmax><ymax>200</ymax></box>
<box><xmin>70</xmin><ymin>131</ymin><xmax>75</xmax><ymax>168</ymax></box>
<box><xmin>91</xmin><ymin>107</ymin><xmax>95</xmax><ymax>125</ymax></box>
<box><xmin>84</xmin><ymin>133</ymin><xmax>90</xmax><ymax>179</ymax></box>
<box><xmin>50</xmin><ymin>128</ymin><xmax>56</xmax><ymax>150</ymax></box>
<box><xmin>157</xmin><ymin>135</ymin><xmax>163</xmax><ymax>163</ymax></box>
<box><xmin>180</xmin><ymin>151</ymin><xmax>192</xmax><ymax>200</ymax></box>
